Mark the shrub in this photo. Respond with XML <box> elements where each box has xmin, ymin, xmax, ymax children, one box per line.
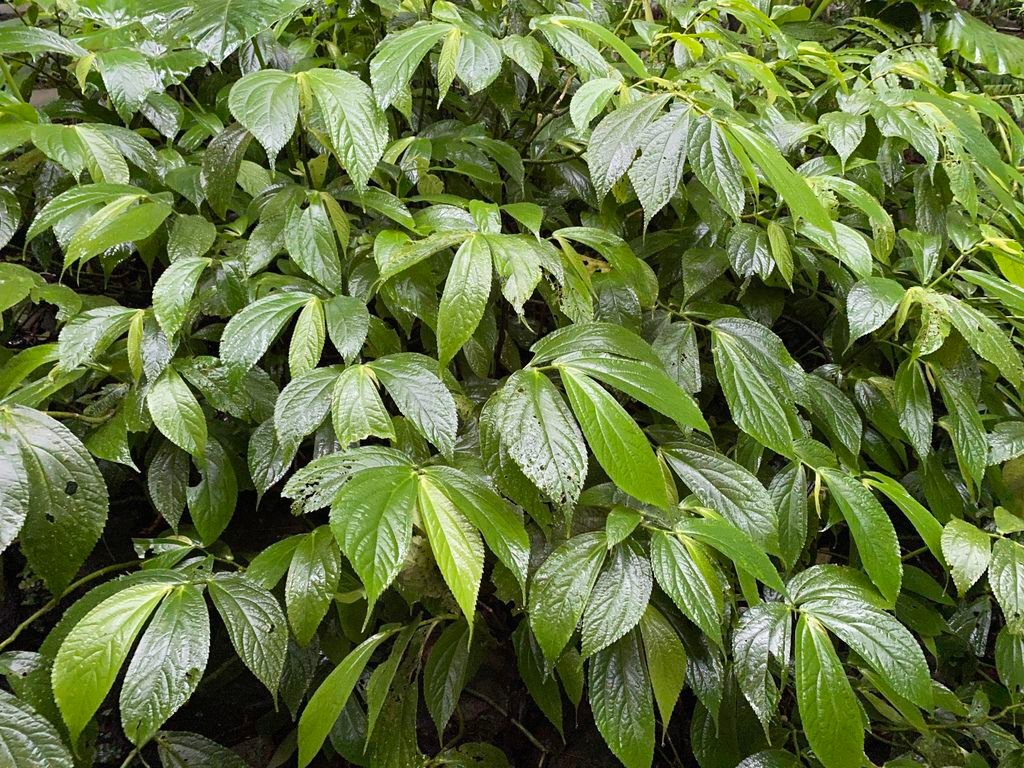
<box><xmin>2</xmin><ymin>0</ymin><xmax>1024</xmax><ymax>766</ymax></box>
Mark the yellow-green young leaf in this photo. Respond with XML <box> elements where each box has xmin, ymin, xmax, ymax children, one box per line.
<box><xmin>795</xmin><ymin>614</ymin><xmax>865</xmax><ymax>768</ymax></box>
<box><xmin>766</xmin><ymin>220</ymin><xmax>794</xmax><ymax>286</ymax></box>
<box><xmin>638</xmin><ymin>606</ymin><xmax>686</xmax><ymax>734</ymax></box>
<box><xmin>285</xmin><ymin>526</ymin><xmax>342</xmax><ymax>645</ymax></box>
<box><xmin>527</xmin><ymin>531</ymin><xmax>607</xmax><ymax>662</ymax></box>
<box><xmin>324</xmin><ymin>295</ymin><xmax>370</xmax><ymax>362</ymax></box>
<box><xmin>436</xmin><ymin>28</ymin><xmax>462</xmax><ymax>106</ymax></box>
<box><xmin>649</xmin><ymin>531</ymin><xmax>723</xmax><ymax>647</ymax></box>
<box><xmin>288</xmin><ymin>298</ymin><xmax>326</xmax><ymax>377</ymax></box>
<box><xmin>561</xmin><ymin>367</ymin><xmax>670</xmax><ymax>509</ymax></box>
<box><xmin>819</xmin><ymin>469</ymin><xmax>902</xmax><ymax>605</ymax></box>
<box><xmin>297</xmin><ymin>627</ymin><xmax>399</xmax><ymax>767</ymax></box>
<box><xmin>147</xmin><ymin>366</ymin><xmax>207</xmax><ymax>458</ymax></box>
<box><xmin>438</xmin><ymin>234</ymin><xmax>492</xmax><ymax>366</ymax></box>
<box><xmin>588</xmin><ymin>630</ymin><xmax>655</xmax><ymax>768</ymax></box>
<box><xmin>207</xmin><ymin>576</ymin><xmax>288</xmax><ymax>696</ymax></box>
<box><xmin>119</xmin><ymin>584</ymin><xmax>211</xmax><ymax>745</ymax></box>
<box><xmin>863</xmin><ymin>472</ymin><xmax>944</xmax><ymax>565</ymax></box>
<box><xmin>228</xmin><ymin>69</ymin><xmax>299</xmax><ymax>161</ymax></box>
<box><xmin>673</xmin><ymin>517</ymin><xmax>785</xmax><ymax>593</ymax></box>
<box><xmin>65</xmin><ymin>198</ymin><xmax>172</xmax><ymax>269</ymax></box>
<box><xmin>368</xmin><ymin>353</ymin><xmax>458</xmax><ymax>457</ymax></box>
<box><xmin>53</xmin><ymin>581</ymin><xmax>173</xmax><ymax>742</ymax></box>
<box><xmin>418</xmin><ymin>478</ymin><xmax>485</xmax><ymax>625</ymax></box>
<box><xmin>820</xmin><ymin>111</ymin><xmax>866</xmax><ymax>165</ymax></box>
<box><xmin>329</xmin><ymin>465</ymin><xmax>418</xmax><ymax>611</ymax></box>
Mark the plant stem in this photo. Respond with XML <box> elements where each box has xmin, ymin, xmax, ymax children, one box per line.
<box><xmin>464</xmin><ymin>688</ymin><xmax>549</xmax><ymax>755</ymax></box>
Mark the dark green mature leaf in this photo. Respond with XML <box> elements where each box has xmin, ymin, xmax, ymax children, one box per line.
<box><xmin>991</xmin><ymin>538</ymin><xmax>1024</xmax><ymax>630</ymax></box>
<box><xmin>156</xmin><ymin>731</ymin><xmax>251</xmax><ymax>768</ymax></box>
<box><xmin>208</xmin><ymin>576</ymin><xmax>288</xmax><ymax>696</ymax></box>
<box><xmin>3</xmin><ymin>406</ymin><xmax>108</xmax><ymax>594</ymax></box>
<box><xmin>148</xmin><ymin>366</ymin><xmax>207</xmax><ymax>458</ymax></box>
<box><xmin>688</xmin><ymin>116</ymin><xmax>744</xmax><ymax>219</ymax></box>
<box><xmin>424</xmin><ymin>620</ymin><xmax>473</xmax><ymax>738</ymax></box>
<box><xmin>220</xmin><ymin>291</ymin><xmax>311</xmax><ymax>370</ymax></box>
<box><xmin>229</xmin><ymin>70</ymin><xmax>299</xmax><ymax>161</ymax></box>
<box><xmin>589</xmin><ymin>630</ymin><xmax>655</xmax><ymax>768</ymax></box>
<box><xmin>202</xmin><ymin>124</ymin><xmax>251</xmax><ymax>219</ymax></box>
<box><xmin>368</xmin><ymin>354</ymin><xmax>458</xmax><ymax>457</ymax></box>
<box><xmin>528</xmin><ymin>532</ymin><xmax>607</xmax><ymax>662</ymax></box>
<box><xmin>0</xmin><ymin>688</ymin><xmax>74</xmax><ymax>767</ymax></box>
<box><xmin>581</xmin><ymin>541</ymin><xmax>653</xmax><ymax>657</ymax></box>
<box><xmin>491</xmin><ymin>369</ymin><xmax>588</xmax><ymax>512</ymax></box>
<box><xmin>650</xmin><ymin>530</ymin><xmax>723</xmax><ymax>647</ymax></box>
<box><xmin>286</xmin><ymin>526</ymin><xmax>341</xmax><ymax>645</ymax></box>
<box><xmin>588</xmin><ymin>95</ymin><xmax>670</xmax><ymax>201</ymax></box>
<box><xmin>663</xmin><ymin>444</ymin><xmax>778</xmax><ymax>551</ymax></box>
<box><xmin>438</xmin><ymin>234</ymin><xmax>492</xmax><ymax>366</ymax></box>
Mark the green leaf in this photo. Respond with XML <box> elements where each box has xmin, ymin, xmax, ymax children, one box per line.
<box><xmin>418</xmin><ymin>477</ymin><xmax>485</xmax><ymax>624</ymax></box>
<box><xmin>0</xmin><ymin>431</ymin><xmax>29</xmax><ymax>555</ymax></box>
<box><xmin>3</xmin><ymin>406</ymin><xmax>109</xmax><ymax>594</ymax></box>
<box><xmin>734</xmin><ymin>602</ymin><xmax>790</xmax><ymax>730</ymax></box>
<box><xmin>147</xmin><ymin>440</ymin><xmax>190</xmax><ymax>529</ymax></box>
<box><xmin>228</xmin><ymin>70</ymin><xmax>299</xmax><ymax>161</ymax></box>
<box><xmin>895</xmin><ymin>358</ymin><xmax>932</xmax><ymax>458</ymax></box>
<box><xmin>847</xmin><ymin>277</ymin><xmax>905</xmax><ymax>343</ymax></box>
<box><xmin>438</xmin><ymin>234</ymin><xmax>492</xmax><ymax>366</ymax></box>
<box><xmin>558</xmin><ymin>354</ymin><xmax>709</xmax><ymax>434</ymax></box>
<box><xmin>207</xmin><ymin>575</ymin><xmax>288</xmax><ymax>696</ymax></box>
<box><xmin>939</xmin><ymin>9</ymin><xmax>1024</xmax><ymax>77</ymax></box>
<box><xmin>455</xmin><ymin>28</ymin><xmax>502</xmax><ymax>94</ymax></box>
<box><xmin>802</xmin><ymin>597</ymin><xmax>932</xmax><ymax>708</ymax></box>
<box><xmin>329</xmin><ymin>465</ymin><xmax>418</xmax><ymax>611</ymax></box>
<box><xmin>324</xmin><ymin>295</ymin><xmax>370</xmax><ymax>362</ymax></box>
<box><xmin>0</xmin><ymin>25</ymin><xmax>86</xmax><ymax>56</ymax></box>
<box><xmin>53</xmin><ymin>581</ymin><xmax>173</xmax><ymax>742</ymax></box>
<box><xmin>490</xmin><ymin>369</ymin><xmax>588</xmax><ymax>512</ymax></box>
<box><xmin>219</xmin><ymin>291</ymin><xmax>311</xmax><ymax>370</ymax></box>
<box><xmin>186</xmin><ymin>437</ymin><xmax>237</xmax><ymax>544</ymax></box>
<box><xmin>142</xmin><ymin>0</ymin><xmax>306</xmax><ymax>64</ymax></box>
<box><xmin>662</xmin><ymin>444</ymin><xmax>779</xmax><ymax>552</ymax></box>
<box><xmin>674</xmin><ymin>517</ymin><xmax>785</xmax><ymax>593</ymax></box>
<box><xmin>588</xmin><ymin>95</ymin><xmax>671</xmax><ymax>201</ymax></box>
<box><xmin>638</xmin><ymin>606</ymin><xmax>686</xmax><ymax>733</ymax></box>
<box><xmin>570</xmin><ymin>78</ymin><xmax>620</xmax><ymax>130</ymax></box>
<box><xmin>795</xmin><ymin>613</ymin><xmax>864</xmax><ymax>768</ymax></box>
<box><xmin>331</xmin><ymin>364</ymin><xmax>394</xmax><ymax>447</ymax></box>
<box><xmin>297</xmin><ymin>628</ymin><xmax>398</xmax><ymax>767</ymax></box>
<box><xmin>820</xmin><ymin>112</ymin><xmax>866</xmax><ymax>165</ymax></box>
<box><xmin>513</xmin><ymin>623</ymin><xmax>564</xmax><ymax>735</ymax></box>
<box><xmin>863</xmin><ymin>472</ymin><xmax>944</xmax><ymax>566</ymax></box>
<box><xmin>0</xmin><ymin>688</ymin><xmax>74</xmax><ymax>768</ymax></box>
<box><xmin>288</xmin><ymin>298</ymin><xmax>326</xmax><ymax>377</ymax></box>
<box><xmin>147</xmin><ymin>366</ymin><xmax>207</xmax><ymax>458</ymax></box>
<box><xmin>370</xmin><ymin>22</ymin><xmax>452</xmax><ymax>109</ymax></box>
<box><xmin>285</xmin><ymin>198</ymin><xmax>342</xmax><ymax>292</ymax></box>
<box><xmin>649</xmin><ymin>530</ymin><xmax>723</xmax><ymax>647</ymax></box>
<box><xmin>424</xmin><ymin>620</ymin><xmax>473</xmax><ymax>738</ymax></box>
<box><xmin>588</xmin><ymin>630</ymin><xmax>655</xmax><ymax>768</ymax></box>
<box><xmin>120</xmin><ymin>584</ymin><xmax>211</xmax><ymax>745</ymax></box>
<box><xmin>156</xmin><ymin>731</ymin><xmax>251</xmax><ymax>768</ymax></box>
<box><xmin>275</xmin><ymin>366</ymin><xmax>337</xmax><ymax>447</ymax></box>
<box><xmin>422</xmin><ymin>466</ymin><xmax>531</xmax><ymax>596</ymax></box>
<box><xmin>818</xmin><ymin>469</ymin><xmax>902</xmax><ymax>605</ymax></box>
<box><xmin>201</xmin><ymin>124</ymin><xmax>251</xmax><ymax>219</ymax></box>
<box><xmin>770</xmin><ymin>463</ymin><xmax>808</xmax><ymax>571</ymax></box>
<box><xmin>153</xmin><ymin>256</ymin><xmax>211</xmax><ymax>339</ymax></box>
<box><xmin>581</xmin><ymin>541</ymin><xmax>652</xmax><ymax>657</ymax></box>
<box><xmin>368</xmin><ymin>353</ymin><xmax>458</xmax><ymax>457</ymax></box>
<box><xmin>286</xmin><ymin>526</ymin><xmax>342</xmax><ymax>645</ymax></box>
<box><xmin>688</xmin><ymin>116</ymin><xmax>745</xmax><ymax>219</ymax></box>
<box><xmin>562</xmin><ymin>367</ymin><xmax>670</xmax><ymax>509</ymax></box>
<box><xmin>990</xmin><ymin>538</ymin><xmax>1024</xmax><ymax>630</ymax></box>
<box><xmin>943</xmin><ymin>295</ymin><xmax>1024</xmax><ymax>389</ymax></box>
<box><xmin>527</xmin><ymin>531</ymin><xmax>607</xmax><ymax>662</ymax></box>
<box><xmin>729</xmin><ymin>123</ymin><xmax>833</xmax><ymax>232</ymax></box>
<box><xmin>711</xmin><ymin>329</ymin><xmax>795</xmax><ymax>456</ymax></box>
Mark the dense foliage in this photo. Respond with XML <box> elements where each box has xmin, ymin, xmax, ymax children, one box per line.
<box><xmin>3</xmin><ymin>0</ymin><xmax>1024</xmax><ymax>765</ymax></box>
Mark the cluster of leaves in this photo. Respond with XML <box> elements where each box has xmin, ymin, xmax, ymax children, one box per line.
<box><xmin>3</xmin><ymin>0</ymin><xmax>1024</xmax><ymax>766</ymax></box>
